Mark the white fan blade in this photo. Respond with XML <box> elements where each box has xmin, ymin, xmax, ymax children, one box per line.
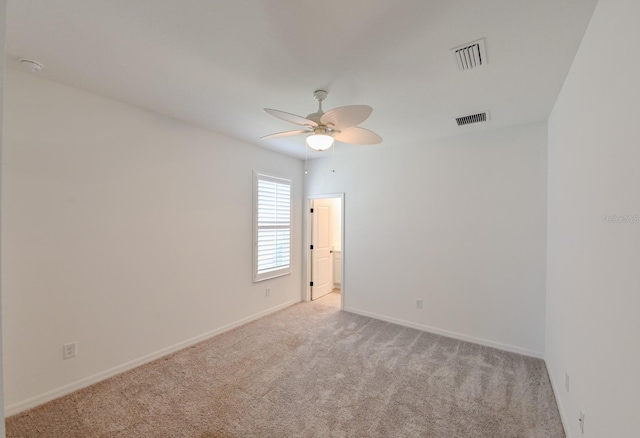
<box><xmin>333</xmin><ymin>126</ymin><xmax>382</xmax><ymax>145</ymax></box>
<box><xmin>320</xmin><ymin>105</ymin><xmax>372</xmax><ymax>130</ymax></box>
<box><xmin>264</xmin><ymin>108</ymin><xmax>318</xmax><ymax>127</ymax></box>
<box><xmin>260</xmin><ymin>129</ymin><xmax>309</xmax><ymax>140</ymax></box>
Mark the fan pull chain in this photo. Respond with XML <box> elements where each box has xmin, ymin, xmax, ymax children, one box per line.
<box><xmin>304</xmin><ymin>142</ymin><xmax>308</xmax><ymax>175</ymax></box>
<box><xmin>331</xmin><ymin>143</ymin><xmax>336</xmax><ymax>173</ymax></box>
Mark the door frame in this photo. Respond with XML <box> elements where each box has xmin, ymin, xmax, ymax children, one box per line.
<box><xmin>304</xmin><ymin>193</ymin><xmax>345</xmax><ymax>309</ymax></box>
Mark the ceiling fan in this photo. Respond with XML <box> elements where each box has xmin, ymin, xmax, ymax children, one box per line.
<box><xmin>261</xmin><ymin>90</ymin><xmax>382</xmax><ymax>151</ymax></box>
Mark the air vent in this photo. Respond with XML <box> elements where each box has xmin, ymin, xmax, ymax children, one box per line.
<box><xmin>451</xmin><ymin>39</ymin><xmax>487</xmax><ymax>71</ymax></box>
<box><xmin>455</xmin><ymin>111</ymin><xmax>489</xmax><ymax>126</ymax></box>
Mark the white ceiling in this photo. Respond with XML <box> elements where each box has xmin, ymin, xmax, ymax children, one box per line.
<box><xmin>5</xmin><ymin>0</ymin><xmax>598</xmax><ymax>159</ymax></box>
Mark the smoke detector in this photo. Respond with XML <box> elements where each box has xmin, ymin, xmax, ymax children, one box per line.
<box><xmin>451</xmin><ymin>39</ymin><xmax>487</xmax><ymax>72</ymax></box>
<box><xmin>19</xmin><ymin>58</ymin><xmax>44</xmax><ymax>73</ymax></box>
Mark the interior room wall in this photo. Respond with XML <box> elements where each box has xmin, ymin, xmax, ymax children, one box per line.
<box><xmin>1</xmin><ymin>0</ymin><xmax>8</xmax><ymax>433</ymax></box>
<box><xmin>546</xmin><ymin>2</ymin><xmax>640</xmax><ymax>437</ymax></box>
<box><xmin>1</xmin><ymin>69</ymin><xmax>304</xmax><ymax>414</ymax></box>
<box><xmin>305</xmin><ymin>122</ymin><xmax>548</xmax><ymax>356</ymax></box>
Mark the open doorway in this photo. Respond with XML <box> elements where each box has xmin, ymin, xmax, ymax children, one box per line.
<box><xmin>307</xmin><ymin>194</ymin><xmax>344</xmax><ymax>308</ymax></box>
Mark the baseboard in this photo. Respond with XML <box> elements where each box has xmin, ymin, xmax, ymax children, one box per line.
<box><xmin>5</xmin><ymin>299</ymin><xmax>300</xmax><ymax>417</ymax></box>
<box><xmin>343</xmin><ymin>307</ymin><xmax>544</xmax><ymax>359</ymax></box>
<box><xmin>545</xmin><ymin>360</ymin><xmax>571</xmax><ymax>438</ymax></box>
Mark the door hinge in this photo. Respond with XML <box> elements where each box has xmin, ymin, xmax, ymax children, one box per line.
<box><xmin>310</xmin><ymin>281</ymin><xmax>314</xmax><ymax>287</ymax></box>
<box><xmin>310</xmin><ymin>245</ymin><xmax>314</xmax><ymax>250</ymax></box>
<box><xmin>310</xmin><ymin>208</ymin><xmax>314</xmax><ymax>213</ymax></box>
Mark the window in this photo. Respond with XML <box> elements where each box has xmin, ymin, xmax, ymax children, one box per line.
<box><xmin>254</xmin><ymin>173</ymin><xmax>292</xmax><ymax>282</ymax></box>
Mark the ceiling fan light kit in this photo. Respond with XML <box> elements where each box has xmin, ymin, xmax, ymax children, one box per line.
<box><xmin>306</xmin><ymin>132</ymin><xmax>334</xmax><ymax>151</ymax></box>
<box><xmin>261</xmin><ymin>90</ymin><xmax>382</xmax><ymax>154</ymax></box>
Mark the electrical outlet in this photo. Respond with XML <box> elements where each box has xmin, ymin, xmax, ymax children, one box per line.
<box><xmin>565</xmin><ymin>373</ymin><xmax>570</xmax><ymax>392</ymax></box>
<box><xmin>265</xmin><ymin>287</ymin><xmax>271</xmax><ymax>297</ymax></box>
<box><xmin>416</xmin><ymin>299</ymin><xmax>423</xmax><ymax>309</ymax></box>
<box><xmin>63</xmin><ymin>342</ymin><xmax>77</xmax><ymax>360</ymax></box>
<box><xmin>579</xmin><ymin>411</ymin><xmax>585</xmax><ymax>434</ymax></box>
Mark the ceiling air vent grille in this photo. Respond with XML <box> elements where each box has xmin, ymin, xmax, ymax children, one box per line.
<box><xmin>455</xmin><ymin>112</ymin><xmax>489</xmax><ymax>126</ymax></box>
<box><xmin>452</xmin><ymin>39</ymin><xmax>487</xmax><ymax>71</ymax></box>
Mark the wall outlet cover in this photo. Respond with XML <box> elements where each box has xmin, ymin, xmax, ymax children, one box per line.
<box><xmin>63</xmin><ymin>342</ymin><xmax>77</xmax><ymax>360</ymax></box>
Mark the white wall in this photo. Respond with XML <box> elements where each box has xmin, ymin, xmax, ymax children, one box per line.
<box><xmin>0</xmin><ymin>0</ymin><xmax>7</xmax><ymax>434</ymax></box>
<box><xmin>1</xmin><ymin>69</ymin><xmax>304</xmax><ymax>414</ymax></box>
<box><xmin>305</xmin><ymin>122</ymin><xmax>548</xmax><ymax>356</ymax></box>
<box><xmin>546</xmin><ymin>2</ymin><xmax>640</xmax><ymax>437</ymax></box>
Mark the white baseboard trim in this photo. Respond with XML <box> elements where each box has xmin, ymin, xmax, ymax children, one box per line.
<box><xmin>545</xmin><ymin>361</ymin><xmax>571</xmax><ymax>438</ymax></box>
<box><xmin>343</xmin><ymin>307</ymin><xmax>544</xmax><ymax>359</ymax></box>
<box><xmin>5</xmin><ymin>299</ymin><xmax>300</xmax><ymax>417</ymax></box>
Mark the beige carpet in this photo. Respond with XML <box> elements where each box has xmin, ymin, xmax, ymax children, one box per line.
<box><xmin>6</xmin><ymin>292</ymin><xmax>564</xmax><ymax>437</ymax></box>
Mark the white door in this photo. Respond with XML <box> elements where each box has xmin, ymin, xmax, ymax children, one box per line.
<box><xmin>311</xmin><ymin>199</ymin><xmax>333</xmax><ymax>300</ymax></box>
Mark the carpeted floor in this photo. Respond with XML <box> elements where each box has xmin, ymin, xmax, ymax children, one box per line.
<box><xmin>6</xmin><ymin>291</ymin><xmax>564</xmax><ymax>437</ymax></box>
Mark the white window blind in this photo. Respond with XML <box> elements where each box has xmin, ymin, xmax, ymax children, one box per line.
<box><xmin>254</xmin><ymin>173</ymin><xmax>292</xmax><ymax>282</ymax></box>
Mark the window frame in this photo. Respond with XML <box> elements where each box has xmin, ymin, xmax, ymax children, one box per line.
<box><xmin>253</xmin><ymin>172</ymin><xmax>292</xmax><ymax>282</ymax></box>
